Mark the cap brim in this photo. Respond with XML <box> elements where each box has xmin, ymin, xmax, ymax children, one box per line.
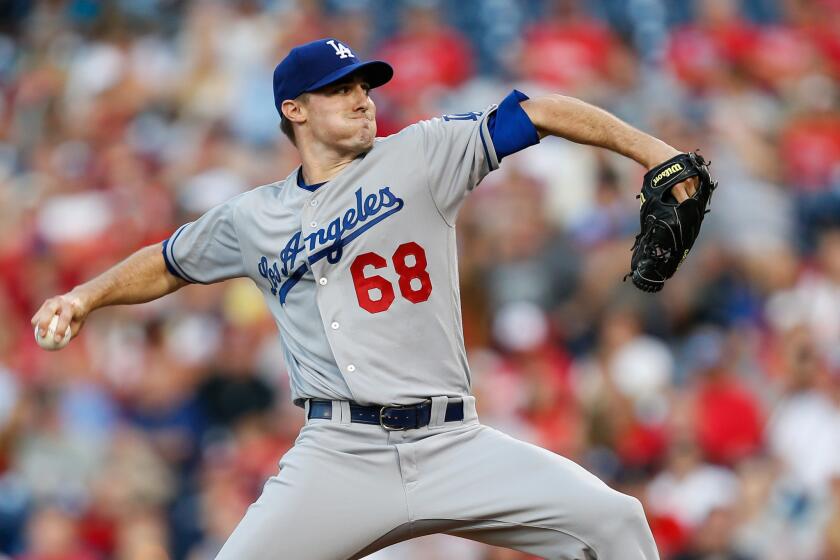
<box><xmin>305</xmin><ymin>60</ymin><xmax>393</xmax><ymax>94</ymax></box>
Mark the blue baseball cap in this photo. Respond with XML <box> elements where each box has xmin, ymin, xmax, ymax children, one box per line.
<box><xmin>273</xmin><ymin>38</ymin><xmax>393</xmax><ymax>116</ymax></box>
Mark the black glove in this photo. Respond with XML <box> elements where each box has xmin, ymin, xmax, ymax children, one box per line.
<box><xmin>625</xmin><ymin>151</ymin><xmax>717</xmax><ymax>293</ymax></box>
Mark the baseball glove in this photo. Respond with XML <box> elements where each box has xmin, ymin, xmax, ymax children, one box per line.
<box><xmin>625</xmin><ymin>151</ymin><xmax>717</xmax><ymax>293</ymax></box>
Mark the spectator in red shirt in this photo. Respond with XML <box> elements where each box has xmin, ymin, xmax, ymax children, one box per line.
<box><xmin>518</xmin><ymin>0</ymin><xmax>617</xmax><ymax>94</ymax></box>
<box><xmin>18</xmin><ymin>506</ymin><xmax>98</xmax><ymax>560</ymax></box>
<box><xmin>780</xmin><ymin>101</ymin><xmax>840</xmax><ymax>192</ymax></box>
<box><xmin>773</xmin><ymin>0</ymin><xmax>840</xmax><ymax>80</ymax></box>
<box><xmin>374</xmin><ymin>0</ymin><xmax>473</xmax><ymax>130</ymax></box>
<box><xmin>688</xmin><ymin>331</ymin><xmax>764</xmax><ymax>466</ymax></box>
<box><xmin>666</xmin><ymin>0</ymin><xmax>758</xmax><ymax>92</ymax></box>
<box><xmin>694</xmin><ymin>367</ymin><xmax>764</xmax><ymax>465</ymax></box>
<box><xmin>490</xmin><ymin>302</ymin><xmax>581</xmax><ymax>457</ymax></box>
<box><xmin>742</xmin><ymin>25</ymin><xmax>820</xmax><ymax>92</ymax></box>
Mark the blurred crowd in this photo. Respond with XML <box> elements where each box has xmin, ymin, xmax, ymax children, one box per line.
<box><xmin>1</xmin><ymin>0</ymin><xmax>840</xmax><ymax>558</ymax></box>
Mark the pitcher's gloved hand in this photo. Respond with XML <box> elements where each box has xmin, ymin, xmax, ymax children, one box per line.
<box><xmin>625</xmin><ymin>151</ymin><xmax>717</xmax><ymax>293</ymax></box>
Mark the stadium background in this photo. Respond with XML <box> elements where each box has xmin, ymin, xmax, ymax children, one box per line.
<box><xmin>1</xmin><ymin>0</ymin><xmax>840</xmax><ymax>558</ymax></box>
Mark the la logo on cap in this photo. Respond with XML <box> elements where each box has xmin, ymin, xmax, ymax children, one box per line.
<box><xmin>326</xmin><ymin>39</ymin><xmax>354</xmax><ymax>59</ymax></box>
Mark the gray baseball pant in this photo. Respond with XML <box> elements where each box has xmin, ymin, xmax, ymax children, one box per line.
<box><xmin>215</xmin><ymin>396</ymin><xmax>659</xmax><ymax>560</ymax></box>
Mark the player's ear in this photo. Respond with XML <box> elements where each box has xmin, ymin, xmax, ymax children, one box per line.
<box><xmin>281</xmin><ymin>98</ymin><xmax>307</xmax><ymax>124</ymax></box>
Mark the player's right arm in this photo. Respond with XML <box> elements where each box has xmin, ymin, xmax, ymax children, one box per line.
<box><xmin>32</xmin><ymin>190</ymin><xmax>249</xmax><ymax>346</ymax></box>
<box><xmin>31</xmin><ymin>243</ymin><xmax>188</xmax><ymax>344</ymax></box>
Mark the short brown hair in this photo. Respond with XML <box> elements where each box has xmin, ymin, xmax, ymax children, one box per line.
<box><xmin>280</xmin><ymin>116</ymin><xmax>296</xmax><ymax>146</ymax></box>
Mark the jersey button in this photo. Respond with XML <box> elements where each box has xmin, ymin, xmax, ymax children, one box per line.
<box><xmin>331</xmin><ymin>322</ymin><xmax>340</xmax><ymax>330</ymax></box>
<box><xmin>310</xmin><ymin>221</ymin><xmax>317</xmax><ymax>228</ymax></box>
<box><xmin>346</xmin><ymin>364</ymin><xmax>356</xmax><ymax>373</ymax></box>
<box><xmin>310</xmin><ymin>200</ymin><xmax>318</xmax><ymax>207</ymax></box>
<box><xmin>319</xmin><ymin>278</ymin><xmax>328</xmax><ymax>285</ymax></box>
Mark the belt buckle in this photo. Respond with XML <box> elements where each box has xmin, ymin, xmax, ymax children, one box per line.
<box><xmin>379</xmin><ymin>406</ymin><xmax>407</xmax><ymax>431</ymax></box>
<box><xmin>379</xmin><ymin>400</ymin><xmax>431</xmax><ymax>431</ymax></box>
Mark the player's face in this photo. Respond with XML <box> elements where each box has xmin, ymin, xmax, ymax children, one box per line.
<box><xmin>304</xmin><ymin>75</ymin><xmax>376</xmax><ymax>154</ymax></box>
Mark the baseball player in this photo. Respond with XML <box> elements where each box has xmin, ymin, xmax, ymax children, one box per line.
<box><xmin>33</xmin><ymin>38</ymin><xmax>700</xmax><ymax>559</ymax></box>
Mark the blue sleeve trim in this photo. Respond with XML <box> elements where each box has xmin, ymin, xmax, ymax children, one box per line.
<box><xmin>478</xmin><ymin>125</ymin><xmax>492</xmax><ymax>171</ymax></box>
<box><xmin>161</xmin><ymin>238</ymin><xmax>184</xmax><ymax>280</ymax></box>
<box><xmin>487</xmin><ymin>89</ymin><xmax>540</xmax><ymax>161</ymax></box>
<box><xmin>163</xmin><ymin>225</ymin><xmax>200</xmax><ymax>284</ymax></box>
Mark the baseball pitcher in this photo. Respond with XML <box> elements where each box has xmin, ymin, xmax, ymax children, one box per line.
<box><xmin>32</xmin><ymin>38</ymin><xmax>714</xmax><ymax>559</ymax></box>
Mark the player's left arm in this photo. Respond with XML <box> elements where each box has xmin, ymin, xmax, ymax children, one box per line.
<box><xmin>520</xmin><ymin>95</ymin><xmax>697</xmax><ymax>200</ymax></box>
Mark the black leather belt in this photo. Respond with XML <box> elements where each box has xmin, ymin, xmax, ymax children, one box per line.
<box><xmin>307</xmin><ymin>399</ymin><xmax>464</xmax><ymax>431</ymax></box>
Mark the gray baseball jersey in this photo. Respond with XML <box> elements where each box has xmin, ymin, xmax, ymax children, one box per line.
<box><xmin>164</xmin><ymin>91</ymin><xmax>659</xmax><ymax>560</ymax></box>
<box><xmin>164</xmin><ymin>104</ymin><xmax>500</xmax><ymax>406</ymax></box>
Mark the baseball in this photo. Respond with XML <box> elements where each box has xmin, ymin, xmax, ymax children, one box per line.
<box><xmin>34</xmin><ymin>314</ymin><xmax>72</xmax><ymax>351</ymax></box>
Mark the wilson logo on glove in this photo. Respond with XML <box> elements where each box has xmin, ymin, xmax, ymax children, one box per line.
<box><xmin>651</xmin><ymin>163</ymin><xmax>685</xmax><ymax>187</ymax></box>
<box><xmin>625</xmin><ymin>152</ymin><xmax>717</xmax><ymax>293</ymax></box>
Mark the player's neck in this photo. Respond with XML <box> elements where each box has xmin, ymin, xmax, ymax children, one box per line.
<box><xmin>298</xmin><ymin>143</ymin><xmax>364</xmax><ymax>185</ymax></box>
